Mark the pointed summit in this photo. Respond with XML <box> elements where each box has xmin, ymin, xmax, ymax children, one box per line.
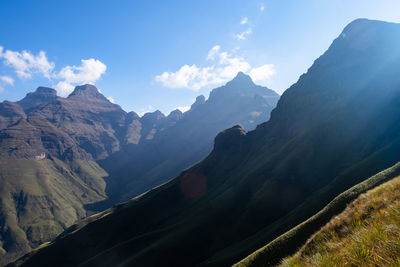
<box><xmin>226</xmin><ymin>72</ymin><xmax>255</xmax><ymax>87</ymax></box>
<box><xmin>209</xmin><ymin>72</ymin><xmax>277</xmax><ymax>102</ymax></box>
<box><xmin>140</xmin><ymin>110</ymin><xmax>165</xmax><ymax>120</ymax></box>
<box><xmin>17</xmin><ymin>86</ymin><xmax>58</xmax><ymax>110</ymax></box>
<box><xmin>168</xmin><ymin>109</ymin><xmax>183</xmax><ymax>118</ymax></box>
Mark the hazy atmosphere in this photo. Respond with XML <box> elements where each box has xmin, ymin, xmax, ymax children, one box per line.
<box><xmin>1</xmin><ymin>1</ymin><xmax>399</xmax><ymax>114</ymax></box>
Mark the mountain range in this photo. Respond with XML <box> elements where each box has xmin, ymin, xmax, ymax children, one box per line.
<box><xmin>0</xmin><ymin>76</ymin><xmax>279</xmax><ymax>265</ymax></box>
<box><xmin>10</xmin><ymin>18</ymin><xmax>400</xmax><ymax>267</ymax></box>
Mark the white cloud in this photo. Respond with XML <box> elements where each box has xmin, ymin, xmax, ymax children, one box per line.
<box><xmin>155</xmin><ymin>45</ymin><xmax>275</xmax><ymax>91</ymax></box>
<box><xmin>241</xmin><ymin>17</ymin><xmax>248</xmax><ymax>25</ymax></box>
<box><xmin>249</xmin><ymin>64</ymin><xmax>276</xmax><ymax>82</ymax></box>
<box><xmin>0</xmin><ymin>46</ymin><xmax>107</xmax><ymax>97</ymax></box>
<box><xmin>207</xmin><ymin>45</ymin><xmax>221</xmax><ymax>60</ymax></box>
<box><xmin>155</xmin><ymin>64</ymin><xmax>217</xmax><ymax>91</ymax></box>
<box><xmin>0</xmin><ymin>86</ymin><xmax>4</xmax><ymax>93</ymax></box>
<box><xmin>55</xmin><ymin>58</ymin><xmax>106</xmax><ymax>96</ymax></box>
<box><xmin>175</xmin><ymin>106</ymin><xmax>190</xmax><ymax>113</ymax></box>
<box><xmin>0</xmin><ymin>76</ymin><xmax>14</xmax><ymax>86</ymax></box>
<box><xmin>260</xmin><ymin>4</ymin><xmax>265</xmax><ymax>11</ymax></box>
<box><xmin>0</xmin><ymin>48</ymin><xmax>54</xmax><ymax>79</ymax></box>
<box><xmin>235</xmin><ymin>28</ymin><xmax>252</xmax><ymax>40</ymax></box>
<box><xmin>107</xmin><ymin>96</ymin><xmax>115</xmax><ymax>103</ymax></box>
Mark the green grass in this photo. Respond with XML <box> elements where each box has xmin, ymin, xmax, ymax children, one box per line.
<box><xmin>235</xmin><ymin>162</ymin><xmax>400</xmax><ymax>267</ymax></box>
<box><xmin>0</xmin><ymin>158</ymin><xmax>108</xmax><ymax>266</ymax></box>
<box><xmin>280</xmin><ymin>175</ymin><xmax>400</xmax><ymax>267</ymax></box>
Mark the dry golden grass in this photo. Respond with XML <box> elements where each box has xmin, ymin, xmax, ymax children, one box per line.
<box><xmin>280</xmin><ymin>176</ymin><xmax>400</xmax><ymax>267</ymax></box>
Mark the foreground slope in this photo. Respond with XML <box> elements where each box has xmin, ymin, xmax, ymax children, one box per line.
<box><xmin>280</xmin><ymin>168</ymin><xmax>400</xmax><ymax>266</ymax></box>
<box><xmin>15</xmin><ymin>19</ymin><xmax>400</xmax><ymax>266</ymax></box>
<box><xmin>236</xmin><ymin>162</ymin><xmax>400</xmax><ymax>266</ymax></box>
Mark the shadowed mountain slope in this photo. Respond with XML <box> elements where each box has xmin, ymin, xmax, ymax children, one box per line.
<box><xmin>14</xmin><ymin>19</ymin><xmax>400</xmax><ymax>267</ymax></box>
<box><xmin>94</xmin><ymin>73</ymin><xmax>279</xmax><ymax>208</ymax></box>
<box><xmin>0</xmin><ymin>78</ymin><xmax>278</xmax><ymax>265</ymax></box>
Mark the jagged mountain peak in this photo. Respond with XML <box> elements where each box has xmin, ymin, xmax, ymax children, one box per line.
<box><xmin>190</xmin><ymin>95</ymin><xmax>206</xmax><ymax>111</ymax></box>
<box><xmin>208</xmin><ymin>72</ymin><xmax>278</xmax><ymax>104</ymax></box>
<box><xmin>227</xmin><ymin>71</ymin><xmax>255</xmax><ymax>86</ymax></box>
<box><xmin>141</xmin><ymin>110</ymin><xmax>165</xmax><ymax>120</ymax></box>
<box><xmin>168</xmin><ymin>109</ymin><xmax>183</xmax><ymax>117</ymax></box>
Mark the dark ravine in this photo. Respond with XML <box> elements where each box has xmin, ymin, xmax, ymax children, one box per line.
<box><xmin>0</xmin><ymin>76</ymin><xmax>279</xmax><ymax>265</ymax></box>
<box><xmin>12</xmin><ymin>19</ymin><xmax>400</xmax><ymax>267</ymax></box>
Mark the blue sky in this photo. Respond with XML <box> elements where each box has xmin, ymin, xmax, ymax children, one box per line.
<box><xmin>0</xmin><ymin>0</ymin><xmax>399</xmax><ymax>115</ymax></box>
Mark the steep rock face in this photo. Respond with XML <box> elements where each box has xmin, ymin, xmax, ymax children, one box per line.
<box><xmin>0</xmin><ymin>101</ymin><xmax>26</xmax><ymax>130</ymax></box>
<box><xmin>139</xmin><ymin>110</ymin><xmax>166</xmax><ymax>140</ymax></box>
<box><xmin>123</xmin><ymin>111</ymin><xmax>142</xmax><ymax>144</ymax></box>
<box><xmin>16</xmin><ymin>19</ymin><xmax>400</xmax><ymax>267</ymax></box>
<box><xmin>0</xmin><ymin>85</ymin><xmax>131</xmax><ymax>265</ymax></box>
<box><xmin>31</xmin><ymin>84</ymin><xmax>128</xmax><ymax>160</ymax></box>
<box><xmin>95</xmin><ymin>74</ymin><xmax>279</xmax><ymax>207</ymax></box>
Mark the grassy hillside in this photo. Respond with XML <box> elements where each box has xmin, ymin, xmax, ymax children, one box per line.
<box><xmin>235</xmin><ymin>162</ymin><xmax>400</xmax><ymax>267</ymax></box>
<box><xmin>280</xmin><ymin>172</ymin><xmax>400</xmax><ymax>266</ymax></box>
<box><xmin>0</xmin><ymin>158</ymin><xmax>107</xmax><ymax>266</ymax></box>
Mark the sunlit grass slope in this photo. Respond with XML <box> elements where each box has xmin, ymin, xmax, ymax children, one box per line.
<box><xmin>235</xmin><ymin>162</ymin><xmax>400</xmax><ymax>267</ymax></box>
<box><xmin>281</xmin><ymin>175</ymin><xmax>400</xmax><ymax>266</ymax></box>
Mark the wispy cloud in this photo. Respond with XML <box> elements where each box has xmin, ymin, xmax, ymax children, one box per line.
<box><xmin>0</xmin><ymin>86</ymin><xmax>4</xmax><ymax>93</ymax></box>
<box><xmin>260</xmin><ymin>4</ymin><xmax>265</xmax><ymax>11</ymax></box>
<box><xmin>241</xmin><ymin>17</ymin><xmax>248</xmax><ymax>25</ymax></box>
<box><xmin>235</xmin><ymin>28</ymin><xmax>252</xmax><ymax>40</ymax></box>
<box><xmin>0</xmin><ymin>45</ymin><xmax>107</xmax><ymax>96</ymax></box>
<box><xmin>0</xmin><ymin>46</ymin><xmax>54</xmax><ymax>79</ymax></box>
<box><xmin>0</xmin><ymin>76</ymin><xmax>14</xmax><ymax>86</ymax></box>
<box><xmin>249</xmin><ymin>64</ymin><xmax>276</xmax><ymax>82</ymax></box>
<box><xmin>55</xmin><ymin>59</ymin><xmax>107</xmax><ymax>96</ymax></box>
<box><xmin>155</xmin><ymin>45</ymin><xmax>275</xmax><ymax>91</ymax></box>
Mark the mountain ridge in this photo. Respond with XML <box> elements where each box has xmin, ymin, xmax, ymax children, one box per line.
<box><xmin>12</xmin><ymin>18</ymin><xmax>400</xmax><ymax>267</ymax></box>
<box><xmin>0</xmin><ymin>75</ymin><xmax>279</xmax><ymax>265</ymax></box>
